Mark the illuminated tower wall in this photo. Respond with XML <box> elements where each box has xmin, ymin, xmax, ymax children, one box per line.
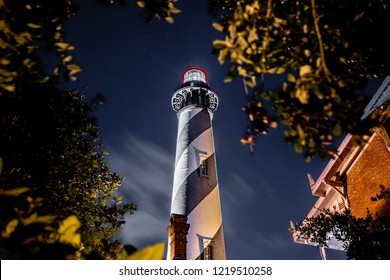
<box><xmin>167</xmin><ymin>67</ymin><xmax>226</xmax><ymax>260</ymax></box>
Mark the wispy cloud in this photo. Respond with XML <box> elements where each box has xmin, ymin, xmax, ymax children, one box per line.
<box><xmin>105</xmin><ymin>132</ymin><xmax>174</xmax><ymax>249</ymax></box>
<box><xmin>221</xmin><ymin>173</ymin><xmax>257</xmax><ymax>208</ymax></box>
<box><xmin>221</xmin><ymin>171</ymin><xmax>280</xmax><ymax>215</ymax></box>
<box><xmin>220</xmin><ymin>172</ymin><xmax>288</xmax><ymax>259</ymax></box>
<box><xmin>104</xmin><ymin>133</ymin><xmax>287</xmax><ymax>258</ymax></box>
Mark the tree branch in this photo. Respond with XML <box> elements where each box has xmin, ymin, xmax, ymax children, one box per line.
<box><xmin>311</xmin><ymin>0</ymin><xmax>331</xmax><ymax>79</ymax></box>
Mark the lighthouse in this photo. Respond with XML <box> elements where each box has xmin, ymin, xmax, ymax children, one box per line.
<box><xmin>167</xmin><ymin>67</ymin><xmax>226</xmax><ymax>260</ymax></box>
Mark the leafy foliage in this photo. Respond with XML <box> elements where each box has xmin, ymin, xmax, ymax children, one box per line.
<box><xmin>0</xmin><ymin>0</ymin><xmax>79</xmax><ymax>89</ymax></box>
<box><xmin>0</xmin><ymin>206</ymin><xmax>164</xmax><ymax>259</ymax></box>
<box><xmin>0</xmin><ymin>213</ymin><xmax>82</xmax><ymax>259</ymax></box>
<box><xmin>135</xmin><ymin>0</ymin><xmax>181</xmax><ymax>23</ymax></box>
<box><xmin>0</xmin><ymin>0</ymin><xmax>179</xmax><ymax>260</ymax></box>
<box><xmin>117</xmin><ymin>242</ymin><xmax>165</xmax><ymax>260</ymax></box>
<box><xmin>0</xmin><ymin>77</ymin><xmax>136</xmax><ymax>259</ymax></box>
<box><xmin>3</xmin><ymin>0</ymin><xmax>387</xmax><ymax>161</ymax></box>
<box><xmin>95</xmin><ymin>0</ymin><xmax>181</xmax><ymax>23</ymax></box>
<box><xmin>0</xmin><ymin>0</ymin><xmax>178</xmax><ymax>92</ymax></box>
<box><xmin>295</xmin><ymin>186</ymin><xmax>390</xmax><ymax>259</ymax></box>
<box><xmin>210</xmin><ymin>0</ymin><xmax>390</xmax><ymax>160</ymax></box>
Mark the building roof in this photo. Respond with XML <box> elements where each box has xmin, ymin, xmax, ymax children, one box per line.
<box><xmin>361</xmin><ymin>76</ymin><xmax>390</xmax><ymax>120</ymax></box>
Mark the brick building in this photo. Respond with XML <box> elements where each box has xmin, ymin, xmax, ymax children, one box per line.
<box><xmin>291</xmin><ymin>77</ymin><xmax>390</xmax><ymax>258</ymax></box>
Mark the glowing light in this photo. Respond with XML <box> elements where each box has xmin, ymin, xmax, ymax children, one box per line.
<box><xmin>183</xmin><ymin>68</ymin><xmax>207</xmax><ymax>83</ymax></box>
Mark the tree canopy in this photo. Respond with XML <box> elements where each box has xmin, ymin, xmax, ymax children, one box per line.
<box><xmin>294</xmin><ymin>186</ymin><xmax>390</xmax><ymax>259</ymax></box>
<box><xmin>2</xmin><ymin>0</ymin><xmax>389</xmax><ymax>160</ymax></box>
<box><xmin>0</xmin><ymin>78</ymin><xmax>136</xmax><ymax>258</ymax></box>
<box><xmin>210</xmin><ymin>0</ymin><xmax>390</xmax><ymax>160</ymax></box>
<box><xmin>0</xmin><ymin>0</ymin><xmax>179</xmax><ymax>260</ymax></box>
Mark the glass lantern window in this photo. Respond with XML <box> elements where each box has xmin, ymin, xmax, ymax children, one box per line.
<box><xmin>183</xmin><ymin>69</ymin><xmax>206</xmax><ymax>83</ymax></box>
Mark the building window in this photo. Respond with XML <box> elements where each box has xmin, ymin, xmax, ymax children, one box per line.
<box><xmin>338</xmin><ymin>200</ymin><xmax>345</xmax><ymax>211</ymax></box>
<box><xmin>334</xmin><ymin>197</ymin><xmax>347</xmax><ymax>212</ymax></box>
<box><xmin>199</xmin><ymin>238</ymin><xmax>214</xmax><ymax>260</ymax></box>
<box><xmin>204</xmin><ymin>244</ymin><xmax>213</xmax><ymax>260</ymax></box>
<box><xmin>200</xmin><ymin>155</ymin><xmax>208</xmax><ymax>177</ymax></box>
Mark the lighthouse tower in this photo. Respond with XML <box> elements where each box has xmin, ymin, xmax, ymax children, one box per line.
<box><xmin>167</xmin><ymin>67</ymin><xmax>226</xmax><ymax>260</ymax></box>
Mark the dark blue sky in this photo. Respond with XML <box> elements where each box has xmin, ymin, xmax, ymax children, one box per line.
<box><xmin>61</xmin><ymin>0</ymin><xmax>355</xmax><ymax>259</ymax></box>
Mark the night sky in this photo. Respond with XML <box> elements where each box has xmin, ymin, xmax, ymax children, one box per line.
<box><xmin>59</xmin><ymin>0</ymin><xmax>357</xmax><ymax>259</ymax></box>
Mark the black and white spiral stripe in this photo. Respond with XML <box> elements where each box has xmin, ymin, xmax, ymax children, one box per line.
<box><xmin>169</xmin><ymin>105</ymin><xmax>226</xmax><ymax>260</ymax></box>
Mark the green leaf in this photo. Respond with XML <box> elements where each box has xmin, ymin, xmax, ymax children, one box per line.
<box><xmin>118</xmin><ymin>242</ymin><xmax>165</xmax><ymax>260</ymax></box>
<box><xmin>0</xmin><ymin>187</ymin><xmax>30</xmax><ymax>196</ymax></box>
<box><xmin>294</xmin><ymin>141</ymin><xmax>303</xmax><ymax>153</ymax></box>
<box><xmin>38</xmin><ymin>76</ymin><xmax>50</xmax><ymax>83</ymax></box>
<box><xmin>23</xmin><ymin>214</ymin><xmax>56</xmax><ymax>226</ymax></box>
<box><xmin>218</xmin><ymin>48</ymin><xmax>229</xmax><ymax>64</ymax></box>
<box><xmin>224</xmin><ymin>75</ymin><xmax>234</xmax><ymax>83</ymax></box>
<box><xmin>228</xmin><ymin>24</ymin><xmax>236</xmax><ymax>38</ymax></box>
<box><xmin>53</xmin><ymin>66</ymin><xmax>60</xmax><ymax>75</ymax></box>
<box><xmin>23</xmin><ymin>58</ymin><xmax>35</xmax><ymax>68</ymax></box>
<box><xmin>14</xmin><ymin>35</ymin><xmax>29</xmax><ymax>45</ymax></box>
<box><xmin>168</xmin><ymin>2</ymin><xmax>181</xmax><ymax>14</ymax></box>
<box><xmin>55</xmin><ymin>42</ymin><xmax>75</xmax><ymax>51</ymax></box>
<box><xmin>1</xmin><ymin>84</ymin><xmax>15</xmax><ymax>92</ymax></box>
<box><xmin>212</xmin><ymin>22</ymin><xmax>224</xmax><ymax>32</ymax></box>
<box><xmin>67</xmin><ymin>64</ymin><xmax>82</xmax><ymax>76</ymax></box>
<box><xmin>297</xmin><ymin>124</ymin><xmax>306</xmax><ymax>139</ymax></box>
<box><xmin>267</xmin><ymin>67</ymin><xmax>285</xmax><ymax>74</ymax></box>
<box><xmin>63</xmin><ymin>55</ymin><xmax>73</xmax><ymax>63</ymax></box>
<box><xmin>333</xmin><ymin>122</ymin><xmax>342</xmax><ymax>137</ymax></box>
<box><xmin>58</xmin><ymin>215</ymin><xmax>81</xmax><ymax>248</ymax></box>
<box><xmin>299</xmin><ymin>65</ymin><xmax>312</xmax><ymax>77</ymax></box>
<box><xmin>303</xmin><ymin>24</ymin><xmax>308</xmax><ymax>33</ymax></box>
<box><xmin>165</xmin><ymin>17</ymin><xmax>174</xmax><ymax>24</ymax></box>
<box><xmin>213</xmin><ymin>39</ymin><xmax>228</xmax><ymax>49</ymax></box>
<box><xmin>245</xmin><ymin>76</ymin><xmax>256</xmax><ymax>87</ymax></box>
<box><xmin>237</xmin><ymin>36</ymin><xmax>248</xmax><ymax>48</ymax></box>
<box><xmin>248</xmin><ymin>27</ymin><xmax>258</xmax><ymax>43</ymax></box>
<box><xmin>0</xmin><ymin>58</ymin><xmax>10</xmax><ymax>65</ymax></box>
<box><xmin>27</xmin><ymin>23</ymin><xmax>42</xmax><ymax>29</ymax></box>
<box><xmin>4</xmin><ymin>219</ymin><xmax>19</xmax><ymax>237</ymax></box>
<box><xmin>287</xmin><ymin>73</ymin><xmax>296</xmax><ymax>82</ymax></box>
<box><xmin>136</xmin><ymin>1</ymin><xmax>145</xmax><ymax>8</ymax></box>
<box><xmin>237</xmin><ymin>66</ymin><xmax>247</xmax><ymax>76</ymax></box>
<box><xmin>296</xmin><ymin>87</ymin><xmax>309</xmax><ymax>104</ymax></box>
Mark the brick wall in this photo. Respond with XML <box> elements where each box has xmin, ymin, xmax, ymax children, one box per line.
<box><xmin>167</xmin><ymin>214</ymin><xmax>190</xmax><ymax>260</ymax></box>
<box><xmin>347</xmin><ymin>133</ymin><xmax>390</xmax><ymax>217</ymax></box>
